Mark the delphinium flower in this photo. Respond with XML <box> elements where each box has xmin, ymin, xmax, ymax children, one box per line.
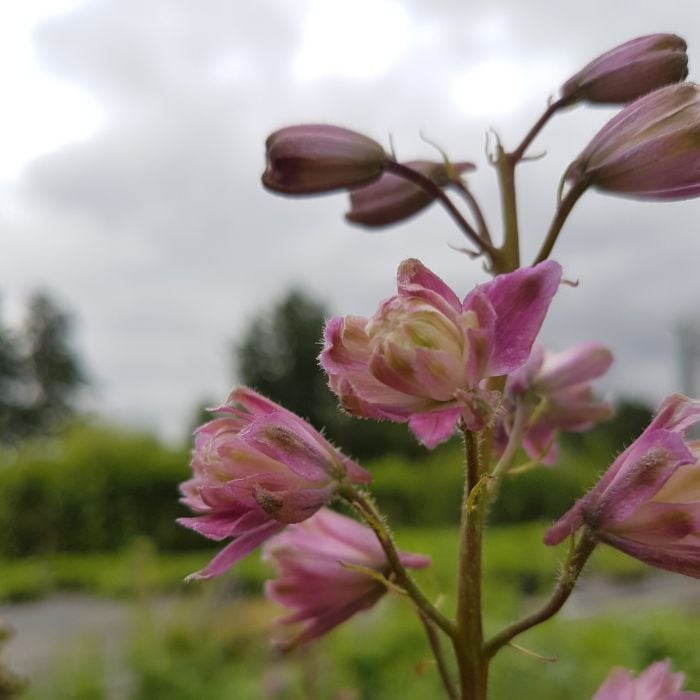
<box><xmin>497</xmin><ymin>342</ymin><xmax>613</xmax><ymax>465</ymax></box>
<box><xmin>545</xmin><ymin>394</ymin><xmax>700</xmax><ymax>578</ymax></box>
<box><xmin>178</xmin><ymin>388</ymin><xmax>371</xmax><ymax>579</ymax></box>
<box><xmin>263</xmin><ymin>507</ymin><xmax>430</xmax><ymax>648</ymax></box>
<box><xmin>592</xmin><ymin>659</ymin><xmax>700</xmax><ymax>700</ymax></box>
<box><xmin>321</xmin><ymin>258</ymin><xmax>561</xmax><ymax>447</ymax></box>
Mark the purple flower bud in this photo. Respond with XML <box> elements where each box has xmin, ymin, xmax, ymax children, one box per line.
<box><xmin>345</xmin><ymin>160</ymin><xmax>475</xmax><ymax>227</ymax></box>
<box><xmin>262</xmin><ymin>124</ymin><xmax>387</xmax><ymax>195</ymax></box>
<box><xmin>561</xmin><ymin>34</ymin><xmax>688</xmax><ymax>106</ymax></box>
<box><xmin>565</xmin><ymin>83</ymin><xmax>700</xmax><ymax>200</ymax></box>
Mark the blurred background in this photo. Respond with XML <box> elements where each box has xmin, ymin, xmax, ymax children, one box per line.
<box><xmin>1</xmin><ymin>1</ymin><xmax>700</xmax><ymax>698</ymax></box>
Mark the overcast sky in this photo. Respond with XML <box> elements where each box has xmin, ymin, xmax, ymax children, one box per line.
<box><xmin>1</xmin><ymin>0</ymin><xmax>700</xmax><ymax>442</ymax></box>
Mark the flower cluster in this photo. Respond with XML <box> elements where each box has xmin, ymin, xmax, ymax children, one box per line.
<box><xmin>592</xmin><ymin>660</ymin><xmax>700</xmax><ymax>700</ymax></box>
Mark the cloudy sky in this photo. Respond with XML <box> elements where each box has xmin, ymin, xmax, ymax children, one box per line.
<box><xmin>1</xmin><ymin>0</ymin><xmax>700</xmax><ymax>442</ymax></box>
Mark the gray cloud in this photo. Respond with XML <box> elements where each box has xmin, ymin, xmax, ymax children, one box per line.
<box><xmin>2</xmin><ymin>0</ymin><xmax>700</xmax><ymax>439</ymax></box>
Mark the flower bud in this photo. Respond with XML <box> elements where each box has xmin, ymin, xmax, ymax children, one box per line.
<box><xmin>345</xmin><ymin>160</ymin><xmax>475</xmax><ymax>227</ymax></box>
<box><xmin>565</xmin><ymin>83</ymin><xmax>700</xmax><ymax>200</ymax></box>
<box><xmin>264</xmin><ymin>508</ymin><xmax>430</xmax><ymax>648</ymax></box>
<box><xmin>561</xmin><ymin>34</ymin><xmax>688</xmax><ymax>106</ymax></box>
<box><xmin>262</xmin><ymin>124</ymin><xmax>386</xmax><ymax>195</ymax></box>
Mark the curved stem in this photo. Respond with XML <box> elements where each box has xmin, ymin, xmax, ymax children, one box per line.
<box><xmin>449</xmin><ymin>180</ymin><xmax>493</xmax><ymax>246</ymax></box>
<box><xmin>384</xmin><ymin>160</ymin><xmax>496</xmax><ymax>259</ymax></box>
<box><xmin>511</xmin><ymin>98</ymin><xmax>566</xmax><ymax>163</ymax></box>
<box><xmin>488</xmin><ymin>401</ymin><xmax>528</xmax><ymax>492</ymax></box>
<box><xmin>533</xmin><ymin>179</ymin><xmax>588</xmax><ymax>264</ymax></box>
<box><xmin>483</xmin><ymin>528</ymin><xmax>597</xmax><ymax>657</ymax></box>
<box><xmin>493</xmin><ymin>146</ymin><xmax>520</xmax><ymax>273</ymax></box>
<box><xmin>339</xmin><ymin>485</ymin><xmax>457</xmax><ymax>639</ymax></box>
<box><xmin>453</xmin><ymin>428</ymin><xmax>488</xmax><ymax>700</ymax></box>
<box><xmin>420</xmin><ymin>614</ymin><xmax>458</xmax><ymax>700</ymax></box>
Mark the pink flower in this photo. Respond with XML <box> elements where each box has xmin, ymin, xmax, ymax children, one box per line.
<box><xmin>592</xmin><ymin>660</ymin><xmax>700</xmax><ymax>700</ymax></box>
<box><xmin>565</xmin><ymin>83</ymin><xmax>700</xmax><ymax>200</ymax></box>
<box><xmin>500</xmin><ymin>342</ymin><xmax>613</xmax><ymax>464</ymax></box>
<box><xmin>178</xmin><ymin>388</ymin><xmax>371</xmax><ymax>579</ymax></box>
<box><xmin>345</xmin><ymin>160</ymin><xmax>475</xmax><ymax>227</ymax></box>
<box><xmin>321</xmin><ymin>259</ymin><xmax>562</xmax><ymax>448</ymax></box>
<box><xmin>561</xmin><ymin>34</ymin><xmax>688</xmax><ymax>106</ymax></box>
<box><xmin>263</xmin><ymin>508</ymin><xmax>430</xmax><ymax>648</ymax></box>
<box><xmin>262</xmin><ymin>125</ymin><xmax>386</xmax><ymax>194</ymax></box>
<box><xmin>545</xmin><ymin>394</ymin><xmax>700</xmax><ymax>579</ymax></box>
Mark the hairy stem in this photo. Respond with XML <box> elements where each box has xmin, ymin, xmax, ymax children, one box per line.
<box><xmin>453</xmin><ymin>428</ymin><xmax>488</xmax><ymax>700</ymax></box>
<box><xmin>483</xmin><ymin>528</ymin><xmax>597</xmax><ymax>657</ymax></box>
<box><xmin>339</xmin><ymin>485</ymin><xmax>457</xmax><ymax>639</ymax></box>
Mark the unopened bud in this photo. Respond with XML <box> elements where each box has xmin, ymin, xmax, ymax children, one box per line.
<box><xmin>561</xmin><ymin>34</ymin><xmax>688</xmax><ymax>106</ymax></box>
<box><xmin>262</xmin><ymin>124</ymin><xmax>386</xmax><ymax>195</ymax></box>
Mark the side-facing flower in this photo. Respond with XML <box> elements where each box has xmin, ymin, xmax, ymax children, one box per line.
<box><xmin>564</xmin><ymin>83</ymin><xmax>700</xmax><ymax>200</ymax></box>
<box><xmin>560</xmin><ymin>34</ymin><xmax>688</xmax><ymax>106</ymax></box>
<box><xmin>263</xmin><ymin>508</ymin><xmax>430</xmax><ymax>648</ymax></box>
<box><xmin>545</xmin><ymin>394</ymin><xmax>700</xmax><ymax>579</ymax></box>
<box><xmin>345</xmin><ymin>160</ymin><xmax>475</xmax><ymax>227</ymax></box>
<box><xmin>262</xmin><ymin>124</ymin><xmax>387</xmax><ymax>195</ymax></box>
<box><xmin>592</xmin><ymin>660</ymin><xmax>700</xmax><ymax>700</ymax></box>
<box><xmin>499</xmin><ymin>342</ymin><xmax>613</xmax><ymax>464</ymax></box>
<box><xmin>178</xmin><ymin>388</ymin><xmax>371</xmax><ymax>579</ymax></box>
<box><xmin>321</xmin><ymin>258</ymin><xmax>562</xmax><ymax>448</ymax></box>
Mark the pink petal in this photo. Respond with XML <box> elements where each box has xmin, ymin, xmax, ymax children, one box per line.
<box><xmin>408</xmin><ymin>408</ymin><xmax>461</xmax><ymax>448</ymax></box>
<box><xmin>253</xmin><ymin>483</ymin><xmax>336</xmax><ymax>523</ymax></box>
<box><xmin>397</xmin><ymin>258</ymin><xmax>462</xmax><ymax>314</ymax></box>
<box><xmin>536</xmin><ymin>342</ymin><xmax>613</xmax><ymax>393</ymax></box>
<box><xmin>465</xmin><ymin>261</ymin><xmax>562</xmax><ymax>376</ymax></box>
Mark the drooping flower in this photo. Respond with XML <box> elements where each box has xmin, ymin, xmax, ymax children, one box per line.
<box><xmin>498</xmin><ymin>342</ymin><xmax>613</xmax><ymax>464</ymax></box>
<box><xmin>263</xmin><ymin>508</ymin><xmax>430</xmax><ymax>648</ymax></box>
<box><xmin>321</xmin><ymin>259</ymin><xmax>562</xmax><ymax>448</ymax></box>
<box><xmin>262</xmin><ymin>125</ymin><xmax>386</xmax><ymax>194</ymax></box>
<box><xmin>564</xmin><ymin>83</ymin><xmax>700</xmax><ymax>200</ymax></box>
<box><xmin>345</xmin><ymin>160</ymin><xmax>475</xmax><ymax>227</ymax></box>
<box><xmin>592</xmin><ymin>660</ymin><xmax>700</xmax><ymax>700</ymax></box>
<box><xmin>178</xmin><ymin>388</ymin><xmax>371</xmax><ymax>579</ymax></box>
<box><xmin>545</xmin><ymin>394</ymin><xmax>700</xmax><ymax>579</ymax></box>
<box><xmin>560</xmin><ymin>34</ymin><xmax>688</xmax><ymax>106</ymax></box>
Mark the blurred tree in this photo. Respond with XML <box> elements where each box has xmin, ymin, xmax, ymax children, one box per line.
<box><xmin>234</xmin><ymin>289</ymin><xmax>423</xmax><ymax>459</ymax></box>
<box><xmin>0</xmin><ymin>292</ymin><xmax>86</xmax><ymax>444</ymax></box>
<box><xmin>21</xmin><ymin>292</ymin><xmax>86</xmax><ymax>434</ymax></box>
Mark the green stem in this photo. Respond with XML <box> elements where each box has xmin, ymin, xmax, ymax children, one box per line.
<box><xmin>449</xmin><ymin>180</ymin><xmax>493</xmax><ymax>246</ymax></box>
<box><xmin>488</xmin><ymin>401</ymin><xmax>528</xmax><ymax>492</ymax></box>
<box><xmin>454</xmin><ymin>428</ymin><xmax>488</xmax><ymax>700</ymax></box>
<box><xmin>339</xmin><ymin>485</ymin><xmax>457</xmax><ymax>640</ymax></box>
<box><xmin>493</xmin><ymin>146</ymin><xmax>520</xmax><ymax>273</ymax></box>
<box><xmin>483</xmin><ymin>528</ymin><xmax>597</xmax><ymax>657</ymax></box>
<box><xmin>510</xmin><ymin>98</ymin><xmax>566</xmax><ymax>163</ymax></box>
<box><xmin>533</xmin><ymin>179</ymin><xmax>588</xmax><ymax>264</ymax></box>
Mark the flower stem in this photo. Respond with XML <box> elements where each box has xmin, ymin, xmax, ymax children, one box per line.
<box><xmin>420</xmin><ymin>614</ymin><xmax>458</xmax><ymax>700</ymax></box>
<box><xmin>510</xmin><ymin>98</ymin><xmax>566</xmax><ymax>164</ymax></box>
<box><xmin>533</xmin><ymin>179</ymin><xmax>588</xmax><ymax>264</ymax></box>
<box><xmin>453</xmin><ymin>428</ymin><xmax>488</xmax><ymax>700</ymax></box>
<box><xmin>384</xmin><ymin>160</ymin><xmax>496</xmax><ymax>260</ymax></box>
<box><xmin>483</xmin><ymin>528</ymin><xmax>597</xmax><ymax>657</ymax></box>
<box><xmin>339</xmin><ymin>485</ymin><xmax>457</xmax><ymax>640</ymax></box>
<box><xmin>449</xmin><ymin>180</ymin><xmax>493</xmax><ymax>246</ymax></box>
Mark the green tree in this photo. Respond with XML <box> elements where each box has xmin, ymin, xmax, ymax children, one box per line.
<box><xmin>234</xmin><ymin>289</ymin><xmax>423</xmax><ymax>458</ymax></box>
